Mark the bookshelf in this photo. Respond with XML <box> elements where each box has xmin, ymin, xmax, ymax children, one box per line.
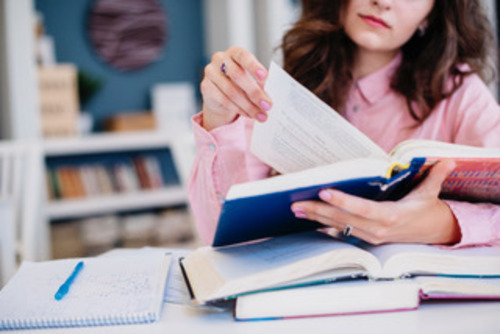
<box><xmin>44</xmin><ymin>131</ymin><xmax>176</xmax><ymax>156</ymax></box>
<box><xmin>46</xmin><ymin>187</ymin><xmax>185</xmax><ymax>220</ymax></box>
<box><xmin>43</xmin><ymin>131</ymin><xmax>188</xmax><ymax>221</ymax></box>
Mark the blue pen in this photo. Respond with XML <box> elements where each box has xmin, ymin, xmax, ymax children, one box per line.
<box><xmin>54</xmin><ymin>261</ymin><xmax>84</xmax><ymax>301</ymax></box>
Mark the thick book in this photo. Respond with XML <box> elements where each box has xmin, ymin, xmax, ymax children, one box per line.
<box><xmin>235</xmin><ymin>276</ymin><xmax>500</xmax><ymax>321</ymax></box>
<box><xmin>212</xmin><ymin>62</ymin><xmax>500</xmax><ymax>247</ymax></box>
<box><xmin>181</xmin><ymin>231</ymin><xmax>500</xmax><ymax>304</ymax></box>
<box><xmin>0</xmin><ymin>252</ymin><xmax>171</xmax><ymax>330</ymax></box>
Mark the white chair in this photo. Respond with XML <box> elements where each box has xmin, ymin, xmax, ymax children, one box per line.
<box><xmin>0</xmin><ymin>141</ymin><xmax>50</xmax><ymax>286</ymax></box>
<box><xmin>0</xmin><ymin>199</ymin><xmax>16</xmax><ymax>286</ymax></box>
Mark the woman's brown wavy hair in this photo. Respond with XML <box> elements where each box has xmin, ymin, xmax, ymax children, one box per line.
<box><xmin>282</xmin><ymin>0</ymin><xmax>496</xmax><ymax>122</ymax></box>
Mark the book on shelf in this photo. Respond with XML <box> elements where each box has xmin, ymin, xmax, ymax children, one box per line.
<box><xmin>212</xmin><ymin>62</ymin><xmax>500</xmax><ymax>247</ymax></box>
<box><xmin>235</xmin><ymin>276</ymin><xmax>500</xmax><ymax>321</ymax></box>
<box><xmin>181</xmin><ymin>231</ymin><xmax>500</xmax><ymax>306</ymax></box>
<box><xmin>46</xmin><ymin>155</ymin><xmax>167</xmax><ymax>200</ymax></box>
<box><xmin>133</xmin><ymin>156</ymin><xmax>153</xmax><ymax>189</ymax></box>
<box><xmin>45</xmin><ymin>169</ymin><xmax>56</xmax><ymax>200</ymax></box>
<box><xmin>95</xmin><ymin>165</ymin><xmax>114</xmax><ymax>195</ymax></box>
<box><xmin>0</xmin><ymin>252</ymin><xmax>171</xmax><ymax>330</ymax></box>
<box><xmin>145</xmin><ymin>156</ymin><xmax>165</xmax><ymax>188</ymax></box>
<box><xmin>57</xmin><ymin>167</ymin><xmax>81</xmax><ymax>199</ymax></box>
<box><xmin>71</xmin><ymin>167</ymin><xmax>86</xmax><ymax>198</ymax></box>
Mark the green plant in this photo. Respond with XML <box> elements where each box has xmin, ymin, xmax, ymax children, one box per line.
<box><xmin>77</xmin><ymin>69</ymin><xmax>104</xmax><ymax>107</ymax></box>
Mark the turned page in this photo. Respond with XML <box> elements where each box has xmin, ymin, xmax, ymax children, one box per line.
<box><xmin>251</xmin><ymin>62</ymin><xmax>387</xmax><ymax>174</ymax></box>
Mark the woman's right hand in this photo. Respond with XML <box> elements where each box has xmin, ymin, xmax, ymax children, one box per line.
<box><xmin>201</xmin><ymin>47</ymin><xmax>273</xmax><ymax>131</ymax></box>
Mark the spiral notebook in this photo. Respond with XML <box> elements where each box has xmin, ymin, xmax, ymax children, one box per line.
<box><xmin>0</xmin><ymin>252</ymin><xmax>171</xmax><ymax>330</ymax></box>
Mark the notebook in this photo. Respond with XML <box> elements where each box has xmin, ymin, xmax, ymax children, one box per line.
<box><xmin>0</xmin><ymin>252</ymin><xmax>171</xmax><ymax>330</ymax></box>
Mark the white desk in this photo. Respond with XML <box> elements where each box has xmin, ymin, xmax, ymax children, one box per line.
<box><xmin>7</xmin><ymin>300</ymin><xmax>500</xmax><ymax>334</ymax></box>
<box><xmin>4</xmin><ymin>248</ymin><xmax>500</xmax><ymax>333</ymax></box>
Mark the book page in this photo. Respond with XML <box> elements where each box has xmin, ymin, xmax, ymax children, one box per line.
<box><xmin>251</xmin><ymin>62</ymin><xmax>387</xmax><ymax>174</ymax></box>
<box><xmin>184</xmin><ymin>232</ymin><xmax>385</xmax><ymax>302</ymax></box>
<box><xmin>391</xmin><ymin>139</ymin><xmax>500</xmax><ymax>162</ymax></box>
<box><xmin>360</xmin><ymin>243</ymin><xmax>500</xmax><ymax>278</ymax></box>
<box><xmin>100</xmin><ymin>247</ymin><xmax>194</xmax><ymax>306</ymax></box>
<box><xmin>417</xmin><ymin>276</ymin><xmax>500</xmax><ymax>297</ymax></box>
<box><xmin>206</xmin><ymin>231</ymin><xmax>371</xmax><ymax>281</ymax></box>
<box><xmin>163</xmin><ymin>250</ymin><xmax>195</xmax><ymax>305</ymax></box>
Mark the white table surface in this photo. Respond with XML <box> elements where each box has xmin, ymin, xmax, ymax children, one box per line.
<box><xmin>4</xmin><ymin>248</ymin><xmax>500</xmax><ymax>334</ymax></box>
<box><xmin>6</xmin><ymin>299</ymin><xmax>500</xmax><ymax>334</ymax></box>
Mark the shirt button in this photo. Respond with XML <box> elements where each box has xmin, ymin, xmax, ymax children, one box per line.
<box><xmin>353</xmin><ymin>105</ymin><xmax>359</xmax><ymax>112</ymax></box>
<box><xmin>208</xmin><ymin>144</ymin><xmax>216</xmax><ymax>151</ymax></box>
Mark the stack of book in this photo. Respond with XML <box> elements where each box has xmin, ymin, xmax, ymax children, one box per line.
<box><xmin>181</xmin><ymin>231</ymin><xmax>500</xmax><ymax>320</ymax></box>
<box><xmin>181</xmin><ymin>62</ymin><xmax>500</xmax><ymax>320</ymax></box>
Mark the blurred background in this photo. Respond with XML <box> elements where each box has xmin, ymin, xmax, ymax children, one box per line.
<box><xmin>0</xmin><ymin>0</ymin><xmax>301</xmax><ymax>286</ymax></box>
<box><xmin>0</xmin><ymin>0</ymin><xmax>497</xmax><ymax>286</ymax></box>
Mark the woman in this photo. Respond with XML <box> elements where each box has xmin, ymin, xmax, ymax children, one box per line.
<box><xmin>189</xmin><ymin>0</ymin><xmax>500</xmax><ymax>246</ymax></box>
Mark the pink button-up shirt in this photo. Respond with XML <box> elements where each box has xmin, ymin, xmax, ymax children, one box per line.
<box><xmin>188</xmin><ymin>55</ymin><xmax>500</xmax><ymax>246</ymax></box>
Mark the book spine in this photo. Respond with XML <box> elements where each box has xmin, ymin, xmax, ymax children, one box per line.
<box><xmin>145</xmin><ymin>156</ymin><xmax>164</xmax><ymax>188</ymax></box>
<box><xmin>380</xmin><ymin>158</ymin><xmax>427</xmax><ymax>201</ymax></box>
<box><xmin>133</xmin><ymin>156</ymin><xmax>151</xmax><ymax>190</ymax></box>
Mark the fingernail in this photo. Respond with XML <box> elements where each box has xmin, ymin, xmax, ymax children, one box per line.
<box><xmin>259</xmin><ymin>100</ymin><xmax>271</xmax><ymax>111</ymax></box>
<box><xmin>256</xmin><ymin>69</ymin><xmax>267</xmax><ymax>80</ymax></box>
<box><xmin>256</xmin><ymin>112</ymin><xmax>267</xmax><ymax>122</ymax></box>
<box><xmin>295</xmin><ymin>212</ymin><xmax>308</xmax><ymax>219</ymax></box>
<box><xmin>292</xmin><ymin>206</ymin><xmax>307</xmax><ymax>219</ymax></box>
<box><xmin>319</xmin><ymin>190</ymin><xmax>332</xmax><ymax>201</ymax></box>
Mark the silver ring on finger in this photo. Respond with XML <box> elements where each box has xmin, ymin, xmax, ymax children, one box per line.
<box><xmin>343</xmin><ymin>225</ymin><xmax>353</xmax><ymax>237</ymax></box>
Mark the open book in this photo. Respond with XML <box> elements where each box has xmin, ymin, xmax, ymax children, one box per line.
<box><xmin>181</xmin><ymin>231</ymin><xmax>500</xmax><ymax>304</ymax></box>
<box><xmin>212</xmin><ymin>62</ymin><xmax>500</xmax><ymax>247</ymax></box>
<box><xmin>0</xmin><ymin>252</ymin><xmax>171</xmax><ymax>330</ymax></box>
<box><xmin>235</xmin><ymin>276</ymin><xmax>500</xmax><ymax>320</ymax></box>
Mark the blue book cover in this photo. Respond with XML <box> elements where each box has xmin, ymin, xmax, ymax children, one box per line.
<box><xmin>212</xmin><ymin>158</ymin><xmax>426</xmax><ymax>247</ymax></box>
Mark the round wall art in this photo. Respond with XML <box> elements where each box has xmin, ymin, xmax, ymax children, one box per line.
<box><xmin>88</xmin><ymin>0</ymin><xmax>168</xmax><ymax>71</ymax></box>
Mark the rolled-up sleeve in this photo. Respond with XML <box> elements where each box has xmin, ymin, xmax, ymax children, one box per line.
<box><xmin>187</xmin><ymin>113</ymin><xmax>271</xmax><ymax>245</ymax></box>
<box><xmin>445</xmin><ymin>201</ymin><xmax>500</xmax><ymax>247</ymax></box>
<box><xmin>441</xmin><ymin>75</ymin><xmax>500</xmax><ymax>247</ymax></box>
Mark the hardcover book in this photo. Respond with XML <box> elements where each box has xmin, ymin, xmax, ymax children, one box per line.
<box><xmin>212</xmin><ymin>62</ymin><xmax>500</xmax><ymax>247</ymax></box>
<box><xmin>181</xmin><ymin>231</ymin><xmax>500</xmax><ymax>305</ymax></box>
<box><xmin>235</xmin><ymin>276</ymin><xmax>500</xmax><ymax>320</ymax></box>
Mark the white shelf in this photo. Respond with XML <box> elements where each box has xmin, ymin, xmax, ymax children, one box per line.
<box><xmin>43</xmin><ymin>131</ymin><xmax>172</xmax><ymax>156</ymax></box>
<box><xmin>46</xmin><ymin>186</ymin><xmax>186</xmax><ymax>220</ymax></box>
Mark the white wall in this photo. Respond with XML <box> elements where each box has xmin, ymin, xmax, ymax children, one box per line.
<box><xmin>254</xmin><ymin>0</ymin><xmax>299</xmax><ymax>66</ymax></box>
<box><xmin>203</xmin><ymin>0</ymin><xmax>256</xmax><ymax>57</ymax></box>
<box><xmin>203</xmin><ymin>0</ymin><xmax>299</xmax><ymax>66</ymax></box>
<box><xmin>0</xmin><ymin>0</ymin><xmax>41</xmax><ymax>140</ymax></box>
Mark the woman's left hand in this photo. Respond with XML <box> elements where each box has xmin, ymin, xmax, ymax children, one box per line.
<box><xmin>291</xmin><ymin>160</ymin><xmax>461</xmax><ymax>245</ymax></box>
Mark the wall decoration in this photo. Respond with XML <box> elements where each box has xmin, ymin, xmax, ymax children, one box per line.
<box><xmin>88</xmin><ymin>0</ymin><xmax>168</xmax><ymax>71</ymax></box>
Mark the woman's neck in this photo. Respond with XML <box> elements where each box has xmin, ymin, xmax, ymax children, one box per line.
<box><xmin>352</xmin><ymin>48</ymin><xmax>399</xmax><ymax>80</ymax></box>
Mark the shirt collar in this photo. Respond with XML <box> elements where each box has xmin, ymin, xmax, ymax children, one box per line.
<box><xmin>355</xmin><ymin>52</ymin><xmax>402</xmax><ymax>105</ymax></box>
